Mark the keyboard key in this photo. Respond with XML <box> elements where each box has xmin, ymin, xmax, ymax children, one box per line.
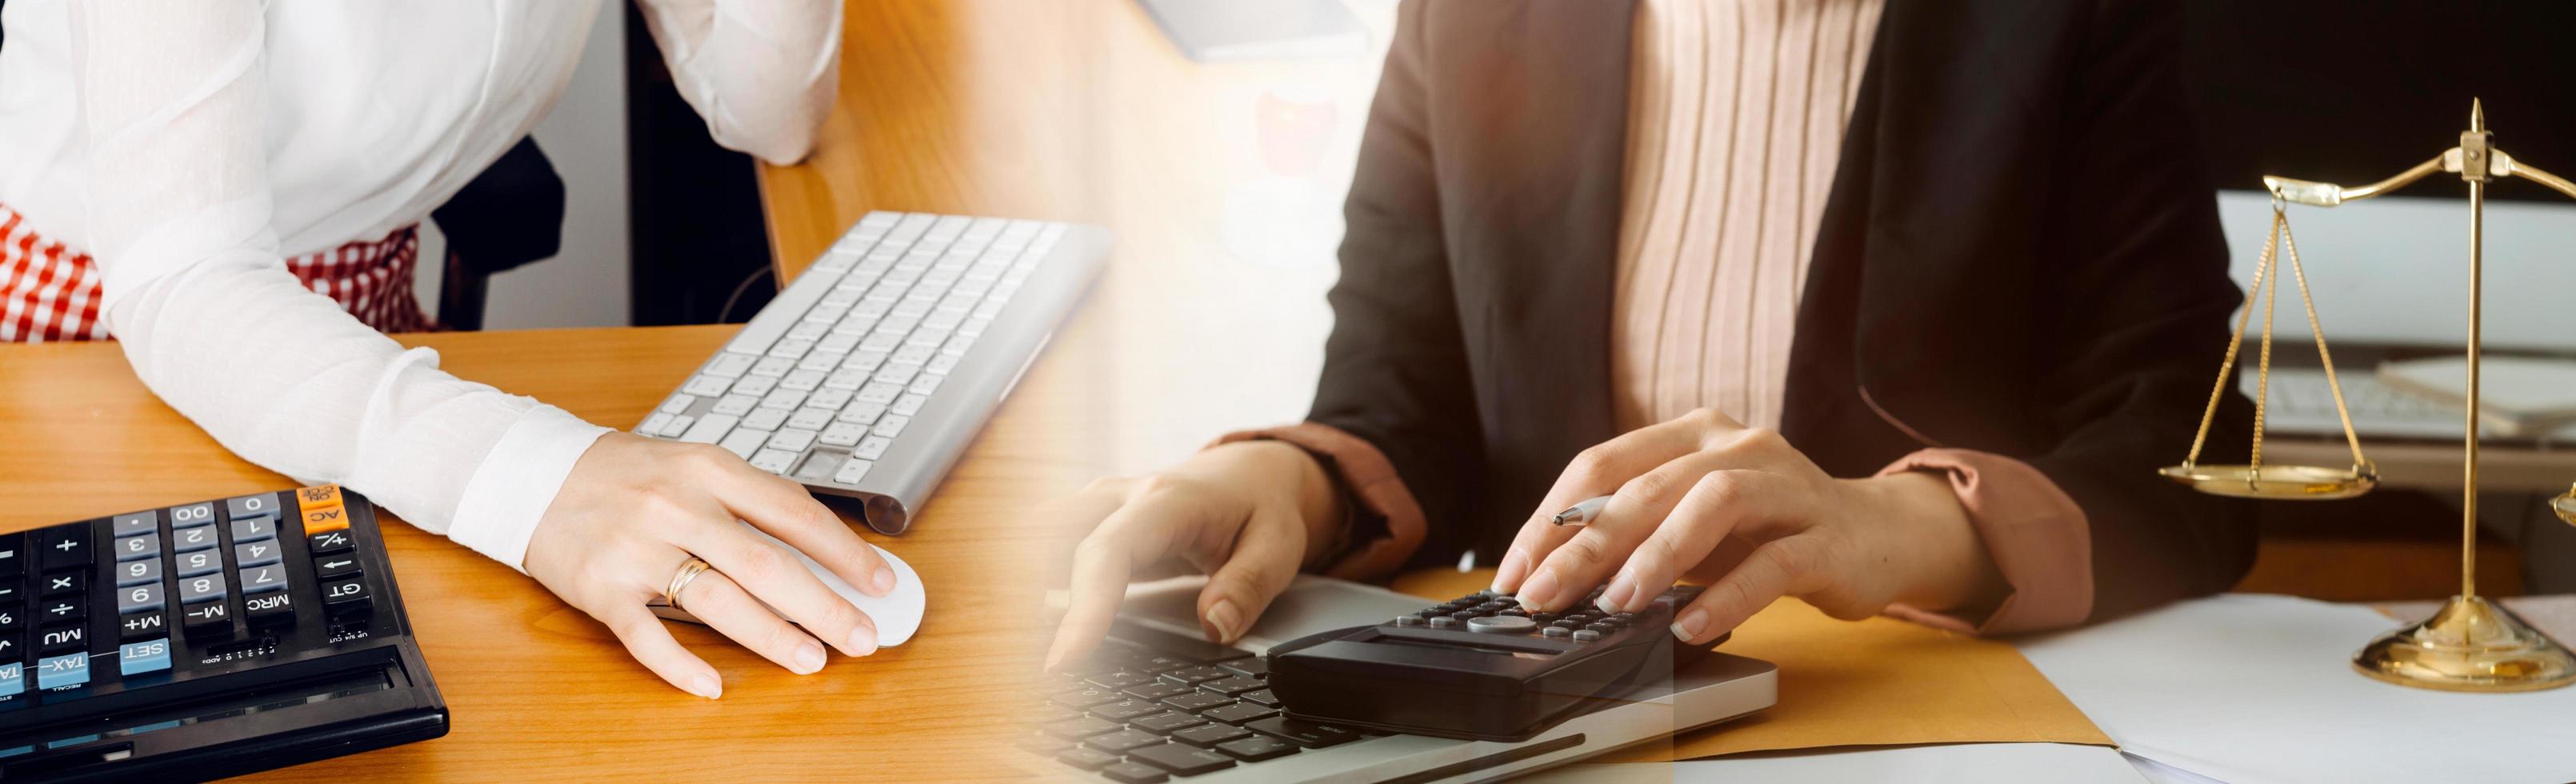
<box><xmin>1214</xmin><ymin>734</ymin><xmax>1298</xmax><ymax>762</ymax></box>
<box><xmin>1127</xmin><ymin>742</ymin><xmax>1236</xmax><ymax>776</ymax></box>
<box><xmin>112</xmin><ymin>534</ymin><xmax>159</xmax><ymax>562</ymax></box>
<box><xmin>119</xmin><ymin>638</ymin><xmax>172</xmax><ymax>676</ymax></box>
<box><xmin>1161</xmin><ymin>666</ymin><xmax>1230</xmax><ymax>685</ymax></box>
<box><xmin>174</xmin><ymin>550</ymin><xmax>222</xmax><ymax>578</ymax></box>
<box><xmin>718</xmin><ymin>428</ymin><xmax>770</xmax><ymax>459</ymax></box>
<box><xmin>758</xmin><ymin>389</ymin><xmax>808</xmax><ymax>411</ymax></box>
<box><xmin>1160</xmin><ymin>691</ymin><xmax>1232</xmax><ymax>713</ymax></box>
<box><xmin>0</xmin><ymin>634</ymin><xmax>17</xmax><ymax>660</ymax></box>
<box><xmin>1170</xmin><ymin>722</ymin><xmax>1251</xmax><ymax>748</ymax></box>
<box><xmin>1114</xmin><ymin>681</ymin><xmax>1190</xmax><ymax>701</ymax></box>
<box><xmin>766</xmin><ymin>338</ymin><xmax>815</xmax><ymax>360</ymax></box>
<box><xmin>787</xmin><ymin>407</ymin><xmax>836</xmax><ymax>431</ymax></box>
<box><xmin>0</xmin><ymin>662</ymin><xmax>18</xmax><ymax>698</ymax></box>
<box><xmin>1201</xmin><ymin>702</ymin><xmax>1278</xmax><ymax>725</ymax></box>
<box><xmin>236</xmin><ymin>540</ymin><xmax>283</xmax><ymax>568</ymax></box>
<box><xmin>818</xmin><ymin>422</ymin><xmax>867</xmax><ymax>446</ymax></box>
<box><xmin>34</xmin><ymin>526</ymin><xmax>90</xmax><ymax>570</ymax></box>
<box><xmin>1054</xmin><ymin>746</ymin><xmax>1121</xmax><ymax>772</ymax></box>
<box><xmin>40</xmin><ymin>570</ymin><xmax>85</xmax><ymax>596</ymax></box>
<box><xmin>1244</xmin><ymin>717</ymin><xmax>1363</xmax><ymax>748</ymax></box>
<box><xmin>178</xmin><ymin>574</ymin><xmax>229</xmax><ymax>603</ymax></box>
<box><xmin>750</xmin><ymin>356</ymin><xmax>796</xmax><ymax>377</ymax></box>
<box><xmin>169</xmin><ymin>502</ymin><xmax>217</xmax><ymax>529</ymax></box>
<box><xmin>1082</xmin><ymin>729</ymin><xmax>1166</xmax><ymax>754</ymax></box>
<box><xmin>226</xmin><ymin>493</ymin><xmax>282</xmax><ymax>520</ymax></box>
<box><xmin>823</xmin><ymin>367</ymin><xmax>870</xmax><ymax>390</ymax></box>
<box><xmin>853</xmin><ymin>436</ymin><xmax>893</xmax><ymax>461</ymax></box>
<box><xmin>114</xmin><ymin>559</ymin><xmax>160</xmax><ymax>589</ymax></box>
<box><xmin>1201</xmin><ymin>676</ymin><xmax>1266</xmax><ymax>696</ymax></box>
<box><xmin>873</xmin><ymin>415</ymin><xmax>910</xmax><ymax>438</ymax></box>
<box><xmin>855</xmin><ymin>382</ymin><xmax>902</xmax><ymax>405</ymax></box>
<box><xmin>742</xmin><ymin>406</ymin><xmax>790</xmax><ymax>432</ymax></box>
<box><xmin>678</xmin><ymin>414</ymin><xmax>740</xmax><ymax>444</ymax></box>
<box><xmin>702</xmin><ymin>352</ymin><xmax>759</xmax><ymax>378</ymax></box>
<box><xmin>0</xmin><ymin>582</ymin><xmax>18</xmax><ymax>606</ymax></box>
<box><xmin>1086</xmin><ymin>670</ymin><xmax>1158</xmax><ymax>690</ymax></box>
<box><xmin>116</xmin><ymin>583</ymin><xmax>166</xmax><ymax>614</ymax></box>
<box><xmin>1218</xmin><ymin>658</ymin><xmax>1269</xmax><ymax>678</ymax></box>
<box><xmin>120</xmin><ymin>611</ymin><xmax>168</xmax><ymax>639</ymax></box>
<box><xmin>38</xmin><ymin>595</ymin><xmax>82</xmax><ymax>626</ymax></box>
<box><xmin>246</xmin><ymin>591</ymin><xmax>297</xmax><ymax>625</ymax></box>
<box><xmin>659</xmin><ymin>394</ymin><xmax>698</xmax><ymax>414</ymax></box>
<box><xmin>1050</xmin><ymin>688</ymin><xmax>1119</xmax><ymax>709</ymax></box>
<box><xmin>713</xmin><ymin>394</ymin><xmax>759</xmax><ymax>416</ymax></box>
<box><xmin>829</xmin><ymin>458</ymin><xmax>874</xmax><ymax>486</ymax></box>
<box><xmin>638</xmin><ymin>412</ymin><xmax>677</xmax><ymax>437</ymax></box>
<box><xmin>38</xmin><ymin>624</ymin><xmax>86</xmax><ymax>654</ymax></box>
<box><xmin>242</xmin><ymin>565</ymin><xmax>290</xmax><ymax>594</ymax></box>
<box><xmin>836</xmin><ymin>402</ymin><xmax>887</xmax><ymax>425</ymax></box>
<box><xmin>35</xmin><ymin>652</ymin><xmax>87</xmax><ymax>690</ymax></box>
<box><xmin>1130</xmin><ymin>711</ymin><xmax>1209</xmax><ymax>734</ymax></box>
<box><xmin>730</xmin><ymin>374</ymin><xmax>778</xmax><ymax>398</ymax></box>
<box><xmin>172</xmin><ymin>525</ymin><xmax>219</xmax><ymax>553</ymax></box>
<box><xmin>309</xmin><ymin>529</ymin><xmax>355</xmax><ymax>555</ymax></box>
<box><xmin>182</xmin><ymin>600</ymin><xmax>232</xmax><ymax>634</ymax></box>
<box><xmin>315</xmin><ymin>552</ymin><xmax>362</xmax><ymax>579</ymax></box>
<box><xmin>111</xmin><ymin>512</ymin><xmax>158</xmax><ymax>537</ymax></box>
<box><xmin>297</xmin><ymin>483</ymin><xmax>344</xmax><ymax>513</ymax></box>
<box><xmin>750</xmin><ymin>449</ymin><xmax>799</xmax><ymax>474</ymax></box>
<box><xmin>1098</xmin><ymin>761</ymin><xmax>1170</xmax><ymax>784</ymax></box>
<box><xmin>682</xmin><ymin>374</ymin><xmax>732</xmax><ymax>398</ymax></box>
<box><xmin>1042</xmin><ymin>716</ymin><xmax>1122</xmax><ymax>739</ymax></box>
<box><xmin>1089</xmin><ymin>698</ymin><xmax>1165</xmax><ymax>722</ymax></box>
<box><xmin>892</xmin><ymin>393</ymin><xmax>929</xmax><ymax>416</ymax></box>
<box><xmin>304</xmin><ymin>505</ymin><xmax>351</xmax><ymax>535</ymax></box>
<box><xmin>766</xmin><ymin>429</ymin><xmax>818</xmax><ymax>453</ymax></box>
<box><xmin>322</xmin><ymin>576</ymin><xmax>371</xmax><ymax>614</ymax></box>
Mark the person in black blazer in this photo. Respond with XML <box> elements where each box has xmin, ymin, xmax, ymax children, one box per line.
<box><xmin>1044</xmin><ymin>0</ymin><xmax>2255</xmax><ymax>668</ymax></box>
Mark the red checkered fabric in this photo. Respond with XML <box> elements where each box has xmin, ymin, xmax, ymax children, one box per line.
<box><xmin>0</xmin><ymin>202</ymin><xmax>432</xmax><ymax>342</ymax></box>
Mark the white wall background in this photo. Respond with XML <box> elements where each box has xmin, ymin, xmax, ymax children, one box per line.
<box><xmin>414</xmin><ymin>6</ymin><xmax>631</xmax><ymax>330</ymax></box>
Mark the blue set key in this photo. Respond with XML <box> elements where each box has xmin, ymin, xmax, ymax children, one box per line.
<box><xmin>36</xmin><ymin>653</ymin><xmax>87</xmax><ymax>690</ymax></box>
<box><xmin>120</xmin><ymin>638</ymin><xmax>172</xmax><ymax>676</ymax></box>
<box><xmin>0</xmin><ymin>662</ymin><xmax>19</xmax><ymax>698</ymax></box>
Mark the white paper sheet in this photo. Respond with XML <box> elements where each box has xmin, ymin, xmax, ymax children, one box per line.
<box><xmin>2018</xmin><ymin>594</ymin><xmax>2576</xmax><ymax>784</ymax></box>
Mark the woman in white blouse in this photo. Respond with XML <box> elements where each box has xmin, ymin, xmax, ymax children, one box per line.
<box><xmin>0</xmin><ymin>1</ymin><xmax>890</xmax><ymax>699</ymax></box>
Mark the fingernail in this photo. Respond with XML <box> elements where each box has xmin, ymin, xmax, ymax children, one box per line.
<box><xmin>1491</xmin><ymin>550</ymin><xmax>1529</xmax><ymax>591</ymax></box>
<box><xmin>1204</xmin><ymin>599</ymin><xmax>1242</xmax><ymax>643</ymax></box>
<box><xmin>689</xmin><ymin>674</ymin><xmax>722</xmax><ymax>699</ymax></box>
<box><xmin>847</xmin><ymin>625</ymin><xmax>879</xmax><ymax>656</ymax></box>
<box><xmin>1519</xmin><ymin>568</ymin><xmax>1561</xmax><ymax>612</ymax></box>
<box><xmin>870</xmin><ymin>567</ymin><xmax>897</xmax><ymax>595</ymax></box>
<box><xmin>794</xmin><ymin>642</ymin><xmax>826</xmax><ymax>674</ymax></box>
<box><xmin>1598</xmin><ymin>576</ymin><xmax>1635</xmax><ymax>614</ymax></box>
<box><xmin>1670</xmin><ymin>609</ymin><xmax>1707</xmax><ymax>642</ymax></box>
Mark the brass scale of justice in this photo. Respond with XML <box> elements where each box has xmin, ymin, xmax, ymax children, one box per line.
<box><xmin>2162</xmin><ymin>100</ymin><xmax>2576</xmax><ymax>691</ymax></box>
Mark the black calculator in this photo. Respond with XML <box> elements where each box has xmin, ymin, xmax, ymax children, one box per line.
<box><xmin>0</xmin><ymin>486</ymin><xmax>446</xmax><ymax>782</ymax></box>
<box><xmin>1264</xmin><ymin>584</ymin><xmax>1719</xmax><ymax>742</ymax></box>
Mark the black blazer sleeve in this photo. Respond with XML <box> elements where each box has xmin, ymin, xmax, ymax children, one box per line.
<box><xmin>1304</xmin><ymin>0</ymin><xmax>1490</xmax><ymax>562</ymax></box>
<box><xmin>2024</xmin><ymin>0</ymin><xmax>2259</xmax><ymax>622</ymax></box>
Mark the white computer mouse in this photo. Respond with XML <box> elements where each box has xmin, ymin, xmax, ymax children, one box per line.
<box><xmin>650</xmin><ymin>528</ymin><xmax>927</xmax><ymax>647</ymax></box>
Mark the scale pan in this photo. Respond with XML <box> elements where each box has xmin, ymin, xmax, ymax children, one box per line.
<box><xmin>2552</xmin><ymin>490</ymin><xmax>2576</xmax><ymax>525</ymax></box>
<box><xmin>2158</xmin><ymin>464</ymin><xmax>2374</xmax><ymax>500</ymax></box>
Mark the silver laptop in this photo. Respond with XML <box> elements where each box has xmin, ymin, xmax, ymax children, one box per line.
<box><xmin>1031</xmin><ymin>577</ymin><xmax>1778</xmax><ymax>782</ymax></box>
<box><xmin>634</xmin><ymin>211</ymin><xmax>1110</xmax><ymax>534</ymax></box>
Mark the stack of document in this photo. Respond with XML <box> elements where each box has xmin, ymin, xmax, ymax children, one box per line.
<box><xmin>2018</xmin><ymin>594</ymin><xmax>2576</xmax><ymax>784</ymax></box>
<box><xmin>2378</xmin><ymin>355</ymin><xmax>2576</xmax><ymax>437</ymax></box>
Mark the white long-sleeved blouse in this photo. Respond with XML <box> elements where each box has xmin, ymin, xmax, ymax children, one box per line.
<box><xmin>0</xmin><ymin>0</ymin><xmax>839</xmax><ymax>570</ymax></box>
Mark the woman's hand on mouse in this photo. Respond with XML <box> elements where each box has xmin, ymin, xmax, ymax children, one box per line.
<box><xmin>1040</xmin><ymin>439</ymin><xmax>1345</xmax><ymax>671</ymax></box>
<box><xmin>523</xmin><ymin>432</ymin><xmax>898</xmax><ymax>698</ymax></box>
<box><xmin>1490</xmin><ymin>409</ymin><xmax>2005</xmax><ymax>644</ymax></box>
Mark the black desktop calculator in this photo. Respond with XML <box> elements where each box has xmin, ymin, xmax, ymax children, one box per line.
<box><xmin>0</xmin><ymin>486</ymin><xmax>446</xmax><ymax>782</ymax></box>
<box><xmin>1265</xmin><ymin>584</ymin><xmax>1719</xmax><ymax>742</ymax></box>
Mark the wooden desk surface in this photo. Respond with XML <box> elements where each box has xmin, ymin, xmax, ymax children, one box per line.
<box><xmin>0</xmin><ymin>326</ymin><xmax>1094</xmax><ymax>779</ymax></box>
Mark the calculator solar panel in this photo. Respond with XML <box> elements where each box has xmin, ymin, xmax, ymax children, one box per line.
<box><xmin>0</xmin><ymin>486</ymin><xmax>446</xmax><ymax>782</ymax></box>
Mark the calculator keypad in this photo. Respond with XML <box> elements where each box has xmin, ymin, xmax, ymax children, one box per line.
<box><xmin>0</xmin><ymin>485</ymin><xmax>386</xmax><ymax>703</ymax></box>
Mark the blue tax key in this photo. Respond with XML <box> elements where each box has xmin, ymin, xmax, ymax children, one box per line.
<box><xmin>0</xmin><ymin>662</ymin><xmax>20</xmax><ymax>697</ymax></box>
<box><xmin>121</xmin><ymin>638</ymin><xmax>173</xmax><ymax>676</ymax></box>
<box><xmin>36</xmin><ymin>653</ymin><xmax>88</xmax><ymax>690</ymax></box>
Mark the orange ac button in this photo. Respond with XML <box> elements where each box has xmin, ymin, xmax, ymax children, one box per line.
<box><xmin>298</xmin><ymin>484</ymin><xmax>349</xmax><ymax>534</ymax></box>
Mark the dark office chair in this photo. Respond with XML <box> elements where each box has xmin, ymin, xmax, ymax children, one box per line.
<box><xmin>430</xmin><ymin>137</ymin><xmax>566</xmax><ymax>330</ymax></box>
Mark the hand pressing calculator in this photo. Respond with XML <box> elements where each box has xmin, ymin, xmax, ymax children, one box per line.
<box><xmin>0</xmin><ymin>486</ymin><xmax>446</xmax><ymax>782</ymax></box>
<box><xmin>1264</xmin><ymin>584</ymin><xmax>1720</xmax><ymax>742</ymax></box>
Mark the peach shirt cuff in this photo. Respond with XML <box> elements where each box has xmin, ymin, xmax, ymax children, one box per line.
<box><xmin>1876</xmin><ymin>449</ymin><xmax>2094</xmax><ymax>635</ymax></box>
<box><xmin>1210</xmin><ymin>423</ymin><xmax>1428</xmax><ymax>581</ymax></box>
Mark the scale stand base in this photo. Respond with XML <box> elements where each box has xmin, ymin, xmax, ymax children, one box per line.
<box><xmin>2353</xmin><ymin>594</ymin><xmax>2576</xmax><ymax>692</ymax></box>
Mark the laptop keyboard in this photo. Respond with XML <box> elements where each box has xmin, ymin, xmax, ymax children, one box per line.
<box><xmin>637</xmin><ymin>212</ymin><xmax>1070</xmax><ymax>486</ymax></box>
<box><xmin>1026</xmin><ymin>624</ymin><xmax>1378</xmax><ymax>782</ymax></box>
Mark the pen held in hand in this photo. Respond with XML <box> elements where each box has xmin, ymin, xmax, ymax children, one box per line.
<box><xmin>1551</xmin><ymin>495</ymin><xmax>1613</xmax><ymax>527</ymax></box>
